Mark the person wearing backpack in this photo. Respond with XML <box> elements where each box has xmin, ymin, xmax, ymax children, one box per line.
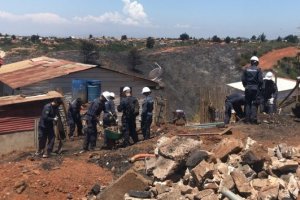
<box><xmin>117</xmin><ymin>86</ymin><xmax>139</xmax><ymax>147</ymax></box>
<box><xmin>141</xmin><ymin>87</ymin><xmax>154</xmax><ymax>140</ymax></box>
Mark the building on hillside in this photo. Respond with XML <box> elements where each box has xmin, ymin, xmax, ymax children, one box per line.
<box><xmin>0</xmin><ymin>91</ymin><xmax>63</xmax><ymax>155</ymax></box>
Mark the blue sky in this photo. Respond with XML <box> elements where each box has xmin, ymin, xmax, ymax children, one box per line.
<box><xmin>0</xmin><ymin>0</ymin><xmax>299</xmax><ymax>39</ymax></box>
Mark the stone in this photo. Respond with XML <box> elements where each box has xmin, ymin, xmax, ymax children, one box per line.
<box><xmin>158</xmin><ymin>136</ymin><xmax>202</xmax><ymax>162</ymax></box>
<box><xmin>212</xmin><ymin>138</ymin><xmax>244</xmax><ymax>162</ymax></box>
<box><xmin>287</xmin><ymin>175</ymin><xmax>299</xmax><ymax>199</ymax></box>
<box><xmin>220</xmin><ymin>174</ymin><xmax>235</xmax><ymax>190</ymax></box>
<box><xmin>154</xmin><ymin>183</ymin><xmax>170</xmax><ymax>195</ymax></box>
<box><xmin>201</xmin><ymin>193</ymin><xmax>219</xmax><ymax>200</ymax></box>
<box><xmin>268</xmin><ymin>176</ymin><xmax>286</xmax><ymax>189</ymax></box>
<box><xmin>156</xmin><ymin>187</ymin><xmax>183</xmax><ymax>200</ymax></box>
<box><xmin>185</xmin><ymin>150</ymin><xmax>211</xmax><ymax>169</ymax></box>
<box><xmin>279</xmin><ymin>143</ymin><xmax>299</xmax><ymax>159</ymax></box>
<box><xmin>227</xmin><ymin>154</ymin><xmax>242</xmax><ymax>168</ymax></box>
<box><xmin>185</xmin><ymin>193</ymin><xmax>194</xmax><ymax>200</ymax></box>
<box><xmin>124</xmin><ymin>193</ymin><xmax>155</xmax><ymax>200</ymax></box>
<box><xmin>278</xmin><ymin>189</ymin><xmax>291</xmax><ymax>200</ymax></box>
<box><xmin>183</xmin><ymin>169</ymin><xmax>191</xmax><ymax>185</ymax></box>
<box><xmin>152</xmin><ymin>156</ymin><xmax>178</xmax><ymax>181</ymax></box>
<box><xmin>194</xmin><ymin>189</ymin><xmax>215</xmax><ymax>200</ymax></box>
<box><xmin>179</xmin><ymin>185</ymin><xmax>193</xmax><ymax>195</ymax></box>
<box><xmin>90</xmin><ymin>184</ymin><xmax>101</xmax><ymax>195</ymax></box>
<box><xmin>241</xmin><ymin>143</ymin><xmax>268</xmax><ymax>172</ymax></box>
<box><xmin>67</xmin><ymin>193</ymin><xmax>73</xmax><ymax>199</ymax></box>
<box><xmin>98</xmin><ymin>169</ymin><xmax>151</xmax><ymax>200</ymax></box>
<box><xmin>257</xmin><ymin>170</ymin><xmax>269</xmax><ymax>179</ymax></box>
<box><xmin>128</xmin><ymin>190</ymin><xmax>152</xmax><ymax>199</ymax></box>
<box><xmin>240</xmin><ymin>165</ymin><xmax>257</xmax><ymax>180</ymax></box>
<box><xmin>191</xmin><ymin>160</ymin><xmax>215</xmax><ymax>186</ymax></box>
<box><xmin>203</xmin><ymin>182</ymin><xmax>218</xmax><ymax>191</ymax></box>
<box><xmin>271</xmin><ymin>157</ymin><xmax>298</xmax><ymax>173</ymax></box>
<box><xmin>258</xmin><ymin>184</ymin><xmax>279</xmax><ymax>200</ymax></box>
<box><xmin>230</xmin><ymin>169</ymin><xmax>253</xmax><ymax>197</ymax></box>
<box><xmin>145</xmin><ymin>157</ymin><xmax>157</xmax><ymax>175</ymax></box>
<box><xmin>296</xmin><ymin>167</ymin><xmax>300</xmax><ymax>178</ymax></box>
<box><xmin>14</xmin><ymin>180</ymin><xmax>27</xmax><ymax>194</ymax></box>
<box><xmin>215</xmin><ymin>163</ymin><xmax>229</xmax><ymax>175</ymax></box>
<box><xmin>245</xmin><ymin>137</ymin><xmax>257</xmax><ymax>150</ymax></box>
<box><xmin>251</xmin><ymin>179</ymin><xmax>270</xmax><ymax>190</ymax></box>
<box><xmin>154</xmin><ymin>137</ymin><xmax>171</xmax><ymax>155</ymax></box>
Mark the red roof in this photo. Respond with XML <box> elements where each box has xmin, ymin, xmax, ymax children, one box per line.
<box><xmin>0</xmin><ymin>56</ymin><xmax>96</xmax><ymax>89</ymax></box>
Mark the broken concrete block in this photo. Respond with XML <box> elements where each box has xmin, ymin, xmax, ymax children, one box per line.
<box><xmin>179</xmin><ymin>184</ymin><xmax>193</xmax><ymax>195</ymax></box>
<box><xmin>194</xmin><ymin>189</ymin><xmax>215</xmax><ymax>200</ymax></box>
<box><xmin>99</xmin><ymin>169</ymin><xmax>151</xmax><ymax>200</ymax></box>
<box><xmin>191</xmin><ymin>160</ymin><xmax>215</xmax><ymax>186</ymax></box>
<box><xmin>184</xmin><ymin>193</ymin><xmax>194</xmax><ymax>200</ymax></box>
<box><xmin>245</xmin><ymin>137</ymin><xmax>257</xmax><ymax>150</ymax></box>
<box><xmin>154</xmin><ymin>137</ymin><xmax>171</xmax><ymax>155</ymax></box>
<box><xmin>215</xmin><ymin>162</ymin><xmax>229</xmax><ymax>175</ymax></box>
<box><xmin>201</xmin><ymin>193</ymin><xmax>219</xmax><ymax>200</ymax></box>
<box><xmin>145</xmin><ymin>157</ymin><xmax>157</xmax><ymax>175</ymax></box>
<box><xmin>152</xmin><ymin>156</ymin><xmax>178</xmax><ymax>181</ymax></box>
<box><xmin>230</xmin><ymin>169</ymin><xmax>253</xmax><ymax>197</ymax></box>
<box><xmin>154</xmin><ymin>182</ymin><xmax>170</xmax><ymax>195</ymax></box>
<box><xmin>279</xmin><ymin>143</ymin><xmax>299</xmax><ymax>159</ymax></box>
<box><xmin>212</xmin><ymin>138</ymin><xmax>244</xmax><ymax>162</ymax></box>
<box><xmin>240</xmin><ymin>164</ymin><xmax>257</xmax><ymax>180</ymax></box>
<box><xmin>203</xmin><ymin>182</ymin><xmax>219</xmax><ymax>191</ymax></box>
<box><xmin>227</xmin><ymin>154</ymin><xmax>242</xmax><ymax>168</ymax></box>
<box><xmin>156</xmin><ymin>187</ymin><xmax>183</xmax><ymax>200</ymax></box>
<box><xmin>258</xmin><ymin>184</ymin><xmax>279</xmax><ymax>200</ymax></box>
<box><xmin>278</xmin><ymin>189</ymin><xmax>292</xmax><ymax>200</ymax></box>
<box><xmin>241</xmin><ymin>143</ymin><xmax>268</xmax><ymax>172</ymax></box>
<box><xmin>268</xmin><ymin>175</ymin><xmax>287</xmax><ymax>189</ymax></box>
<box><xmin>185</xmin><ymin>150</ymin><xmax>211</xmax><ymax>169</ymax></box>
<box><xmin>287</xmin><ymin>175</ymin><xmax>299</xmax><ymax>199</ymax></box>
<box><xmin>251</xmin><ymin>179</ymin><xmax>270</xmax><ymax>190</ymax></box>
<box><xmin>271</xmin><ymin>157</ymin><xmax>298</xmax><ymax>174</ymax></box>
<box><xmin>158</xmin><ymin>136</ymin><xmax>202</xmax><ymax>162</ymax></box>
<box><xmin>220</xmin><ymin>174</ymin><xmax>235</xmax><ymax>190</ymax></box>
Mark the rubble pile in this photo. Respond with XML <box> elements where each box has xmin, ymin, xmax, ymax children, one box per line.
<box><xmin>124</xmin><ymin>136</ymin><xmax>300</xmax><ymax>200</ymax></box>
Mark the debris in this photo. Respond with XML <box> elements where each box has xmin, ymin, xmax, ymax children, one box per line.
<box><xmin>14</xmin><ymin>180</ymin><xmax>27</xmax><ymax>194</ymax></box>
<box><xmin>152</xmin><ymin>156</ymin><xmax>178</xmax><ymax>181</ymax></box>
<box><xmin>219</xmin><ymin>187</ymin><xmax>244</xmax><ymax>200</ymax></box>
<box><xmin>230</xmin><ymin>169</ymin><xmax>253</xmax><ymax>197</ymax></box>
<box><xmin>258</xmin><ymin>184</ymin><xmax>279</xmax><ymax>200</ymax></box>
<box><xmin>128</xmin><ymin>190</ymin><xmax>152</xmax><ymax>198</ymax></box>
<box><xmin>185</xmin><ymin>150</ymin><xmax>211</xmax><ymax>169</ymax></box>
<box><xmin>191</xmin><ymin>160</ymin><xmax>214</xmax><ymax>186</ymax></box>
<box><xmin>287</xmin><ymin>175</ymin><xmax>299</xmax><ymax>199</ymax></box>
<box><xmin>271</xmin><ymin>157</ymin><xmax>298</xmax><ymax>173</ymax></box>
<box><xmin>145</xmin><ymin>157</ymin><xmax>157</xmax><ymax>175</ymax></box>
<box><xmin>129</xmin><ymin>154</ymin><xmax>156</xmax><ymax>163</ymax></box>
<box><xmin>90</xmin><ymin>184</ymin><xmax>101</xmax><ymax>195</ymax></box>
<box><xmin>212</xmin><ymin>138</ymin><xmax>244</xmax><ymax>162</ymax></box>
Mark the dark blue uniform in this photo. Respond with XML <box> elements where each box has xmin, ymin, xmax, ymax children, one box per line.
<box><xmin>261</xmin><ymin>79</ymin><xmax>278</xmax><ymax>114</ymax></box>
<box><xmin>67</xmin><ymin>99</ymin><xmax>83</xmax><ymax>137</ymax></box>
<box><xmin>38</xmin><ymin>103</ymin><xmax>59</xmax><ymax>154</ymax></box>
<box><xmin>83</xmin><ymin>98</ymin><xmax>105</xmax><ymax>150</ymax></box>
<box><xmin>141</xmin><ymin>96</ymin><xmax>154</xmax><ymax>139</ymax></box>
<box><xmin>242</xmin><ymin>65</ymin><xmax>263</xmax><ymax>123</ymax></box>
<box><xmin>224</xmin><ymin>93</ymin><xmax>245</xmax><ymax>124</ymax></box>
<box><xmin>103</xmin><ymin>100</ymin><xmax>117</xmax><ymax>128</ymax></box>
<box><xmin>117</xmin><ymin>96</ymin><xmax>139</xmax><ymax>146</ymax></box>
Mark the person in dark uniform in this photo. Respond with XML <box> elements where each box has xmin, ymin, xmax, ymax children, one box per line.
<box><xmin>241</xmin><ymin>56</ymin><xmax>263</xmax><ymax>124</ymax></box>
<box><xmin>172</xmin><ymin>110</ymin><xmax>187</xmax><ymax>125</ymax></box>
<box><xmin>103</xmin><ymin>92</ymin><xmax>117</xmax><ymax>128</ymax></box>
<box><xmin>36</xmin><ymin>98</ymin><xmax>63</xmax><ymax>158</ymax></box>
<box><xmin>81</xmin><ymin>92</ymin><xmax>109</xmax><ymax>153</ymax></box>
<box><xmin>117</xmin><ymin>86</ymin><xmax>139</xmax><ymax>147</ymax></box>
<box><xmin>141</xmin><ymin>87</ymin><xmax>154</xmax><ymax>140</ymax></box>
<box><xmin>67</xmin><ymin>98</ymin><xmax>83</xmax><ymax>140</ymax></box>
<box><xmin>261</xmin><ymin>72</ymin><xmax>278</xmax><ymax>114</ymax></box>
<box><xmin>224</xmin><ymin>93</ymin><xmax>245</xmax><ymax>124</ymax></box>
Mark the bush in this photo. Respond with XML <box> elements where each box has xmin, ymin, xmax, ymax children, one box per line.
<box><xmin>146</xmin><ymin>37</ymin><xmax>155</xmax><ymax>48</ymax></box>
<box><xmin>180</xmin><ymin>33</ymin><xmax>189</xmax><ymax>41</ymax></box>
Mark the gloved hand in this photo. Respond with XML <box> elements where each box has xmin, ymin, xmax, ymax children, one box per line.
<box><xmin>268</xmin><ymin>98</ymin><xmax>274</xmax><ymax>105</ymax></box>
<box><xmin>115</xmin><ymin>119</ymin><xmax>119</xmax><ymax>123</ymax></box>
<box><xmin>53</xmin><ymin>117</ymin><xmax>59</xmax><ymax>121</ymax></box>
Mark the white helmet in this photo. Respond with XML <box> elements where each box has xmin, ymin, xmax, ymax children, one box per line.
<box><xmin>250</xmin><ymin>56</ymin><xmax>259</xmax><ymax>62</ymax></box>
<box><xmin>123</xmin><ymin>86</ymin><xmax>131</xmax><ymax>92</ymax></box>
<box><xmin>109</xmin><ymin>92</ymin><xmax>115</xmax><ymax>99</ymax></box>
<box><xmin>142</xmin><ymin>87</ymin><xmax>151</xmax><ymax>94</ymax></box>
<box><xmin>264</xmin><ymin>72</ymin><xmax>273</xmax><ymax>80</ymax></box>
<box><xmin>102</xmin><ymin>91</ymin><xmax>110</xmax><ymax>101</ymax></box>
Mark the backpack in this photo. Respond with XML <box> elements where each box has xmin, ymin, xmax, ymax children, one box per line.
<box><xmin>126</xmin><ymin>97</ymin><xmax>140</xmax><ymax>117</ymax></box>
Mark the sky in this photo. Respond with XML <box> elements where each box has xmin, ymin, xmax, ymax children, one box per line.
<box><xmin>0</xmin><ymin>0</ymin><xmax>300</xmax><ymax>39</ymax></box>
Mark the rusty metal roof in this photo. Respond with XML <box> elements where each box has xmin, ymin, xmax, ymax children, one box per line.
<box><xmin>0</xmin><ymin>91</ymin><xmax>62</xmax><ymax>106</ymax></box>
<box><xmin>0</xmin><ymin>56</ymin><xmax>96</xmax><ymax>89</ymax></box>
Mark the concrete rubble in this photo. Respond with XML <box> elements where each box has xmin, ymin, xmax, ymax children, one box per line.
<box><xmin>97</xmin><ymin>135</ymin><xmax>300</xmax><ymax>200</ymax></box>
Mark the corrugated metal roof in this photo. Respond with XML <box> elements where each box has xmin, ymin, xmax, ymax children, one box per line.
<box><xmin>0</xmin><ymin>91</ymin><xmax>62</xmax><ymax>106</ymax></box>
<box><xmin>227</xmin><ymin>77</ymin><xmax>299</xmax><ymax>92</ymax></box>
<box><xmin>0</xmin><ymin>56</ymin><xmax>96</xmax><ymax>89</ymax></box>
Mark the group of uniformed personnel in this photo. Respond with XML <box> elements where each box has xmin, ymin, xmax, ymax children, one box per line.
<box><xmin>36</xmin><ymin>86</ymin><xmax>153</xmax><ymax>157</ymax></box>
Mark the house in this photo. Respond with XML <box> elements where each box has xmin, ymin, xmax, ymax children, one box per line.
<box><xmin>0</xmin><ymin>56</ymin><xmax>161</xmax><ymax>102</ymax></box>
<box><xmin>0</xmin><ymin>91</ymin><xmax>63</xmax><ymax>155</ymax></box>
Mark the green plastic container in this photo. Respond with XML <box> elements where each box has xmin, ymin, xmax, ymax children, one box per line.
<box><xmin>105</xmin><ymin>129</ymin><xmax>122</xmax><ymax>140</ymax></box>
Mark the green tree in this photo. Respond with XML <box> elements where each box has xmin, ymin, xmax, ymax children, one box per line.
<box><xmin>80</xmin><ymin>40</ymin><xmax>99</xmax><ymax>64</ymax></box>
<box><xmin>258</xmin><ymin>33</ymin><xmax>266</xmax><ymax>42</ymax></box>
<box><xmin>277</xmin><ymin>36</ymin><xmax>282</xmax><ymax>42</ymax></box>
<box><xmin>251</xmin><ymin>35</ymin><xmax>256</xmax><ymax>40</ymax></box>
<box><xmin>179</xmin><ymin>33</ymin><xmax>189</xmax><ymax>40</ymax></box>
<box><xmin>284</xmin><ymin>35</ymin><xmax>299</xmax><ymax>43</ymax></box>
<box><xmin>121</xmin><ymin>35</ymin><xmax>127</xmax><ymax>40</ymax></box>
<box><xmin>31</xmin><ymin>34</ymin><xmax>40</xmax><ymax>43</ymax></box>
<box><xmin>11</xmin><ymin>35</ymin><xmax>16</xmax><ymax>40</ymax></box>
<box><xmin>212</xmin><ymin>35</ymin><xmax>221</xmax><ymax>43</ymax></box>
<box><xmin>89</xmin><ymin>34</ymin><xmax>93</xmax><ymax>39</ymax></box>
<box><xmin>146</xmin><ymin>37</ymin><xmax>155</xmax><ymax>48</ymax></box>
<box><xmin>225</xmin><ymin>36</ymin><xmax>231</xmax><ymax>44</ymax></box>
<box><xmin>128</xmin><ymin>47</ymin><xmax>142</xmax><ymax>70</ymax></box>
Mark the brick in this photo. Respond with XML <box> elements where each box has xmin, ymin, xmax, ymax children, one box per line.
<box><xmin>230</xmin><ymin>169</ymin><xmax>253</xmax><ymax>197</ymax></box>
<box><xmin>258</xmin><ymin>184</ymin><xmax>279</xmax><ymax>200</ymax></box>
<box><xmin>212</xmin><ymin>138</ymin><xmax>244</xmax><ymax>162</ymax></box>
<box><xmin>191</xmin><ymin>160</ymin><xmax>215</xmax><ymax>186</ymax></box>
<box><xmin>152</xmin><ymin>156</ymin><xmax>178</xmax><ymax>181</ymax></box>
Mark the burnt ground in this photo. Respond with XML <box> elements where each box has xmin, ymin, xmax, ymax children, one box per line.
<box><xmin>0</xmin><ymin>116</ymin><xmax>299</xmax><ymax>200</ymax></box>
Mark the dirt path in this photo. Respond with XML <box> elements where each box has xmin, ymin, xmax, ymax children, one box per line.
<box><xmin>259</xmin><ymin>47</ymin><xmax>300</xmax><ymax>70</ymax></box>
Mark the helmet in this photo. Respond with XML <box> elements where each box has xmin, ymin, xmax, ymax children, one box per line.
<box><xmin>264</xmin><ymin>72</ymin><xmax>273</xmax><ymax>80</ymax></box>
<box><xmin>102</xmin><ymin>91</ymin><xmax>110</xmax><ymax>101</ymax></box>
<box><xmin>109</xmin><ymin>92</ymin><xmax>115</xmax><ymax>99</ymax></box>
<box><xmin>250</xmin><ymin>56</ymin><xmax>259</xmax><ymax>62</ymax></box>
<box><xmin>123</xmin><ymin>86</ymin><xmax>131</xmax><ymax>92</ymax></box>
<box><xmin>142</xmin><ymin>87</ymin><xmax>151</xmax><ymax>94</ymax></box>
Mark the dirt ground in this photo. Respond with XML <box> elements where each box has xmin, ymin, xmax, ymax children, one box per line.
<box><xmin>0</xmin><ymin>115</ymin><xmax>299</xmax><ymax>200</ymax></box>
<box><xmin>259</xmin><ymin>47</ymin><xmax>300</xmax><ymax>70</ymax></box>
